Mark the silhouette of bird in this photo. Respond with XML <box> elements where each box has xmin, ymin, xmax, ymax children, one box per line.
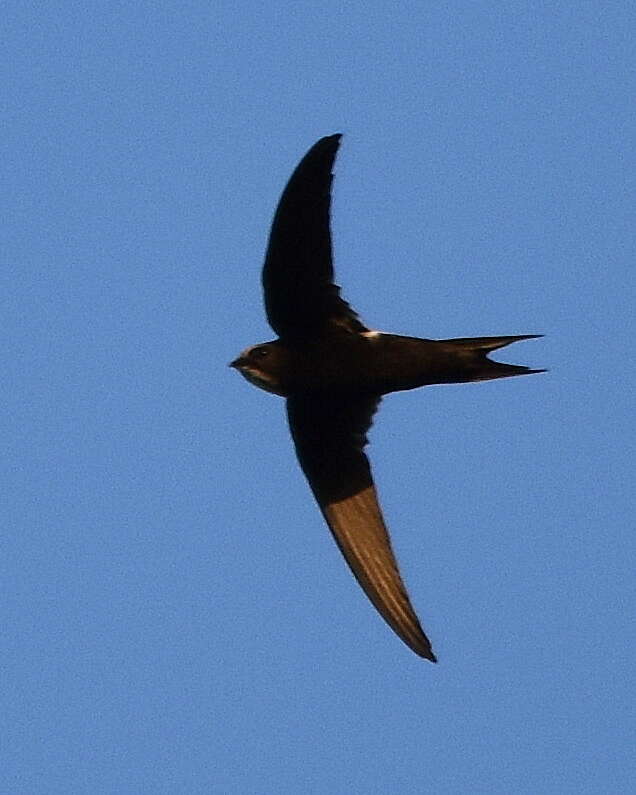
<box><xmin>231</xmin><ymin>134</ymin><xmax>543</xmax><ymax>661</ymax></box>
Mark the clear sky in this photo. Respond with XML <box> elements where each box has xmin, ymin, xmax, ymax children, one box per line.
<box><xmin>4</xmin><ymin>2</ymin><xmax>634</xmax><ymax>793</ymax></box>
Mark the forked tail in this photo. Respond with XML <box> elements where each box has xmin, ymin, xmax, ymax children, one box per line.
<box><xmin>442</xmin><ymin>334</ymin><xmax>545</xmax><ymax>382</ymax></box>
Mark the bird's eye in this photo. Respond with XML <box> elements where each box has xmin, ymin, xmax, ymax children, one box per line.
<box><xmin>253</xmin><ymin>347</ymin><xmax>269</xmax><ymax>358</ymax></box>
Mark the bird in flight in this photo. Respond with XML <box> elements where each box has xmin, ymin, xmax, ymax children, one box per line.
<box><xmin>231</xmin><ymin>134</ymin><xmax>543</xmax><ymax>662</ymax></box>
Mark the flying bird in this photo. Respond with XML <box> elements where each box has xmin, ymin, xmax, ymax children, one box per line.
<box><xmin>231</xmin><ymin>134</ymin><xmax>543</xmax><ymax>661</ymax></box>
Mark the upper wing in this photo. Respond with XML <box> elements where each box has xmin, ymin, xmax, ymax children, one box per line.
<box><xmin>287</xmin><ymin>394</ymin><xmax>437</xmax><ymax>661</ymax></box>
<box><xmin>262</xmin><ymin>135</ymin><xmax>367</xmax><ymax>340</ymax></box>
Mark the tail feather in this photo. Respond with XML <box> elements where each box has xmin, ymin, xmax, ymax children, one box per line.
<box><xmin>446</xmin><ymin>334</ymin><xmax>543</xmax><ymax>352</ymax></box>
<box><xmin>441</xmin><ymin>334</ymin><xmax>545</xmax><ymax>383</ymax></box>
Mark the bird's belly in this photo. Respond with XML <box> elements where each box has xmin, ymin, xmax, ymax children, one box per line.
<box><xmin>289</xmin><ymin>335</ymin><xmax>452</xmax><ymax>395</ymax></box>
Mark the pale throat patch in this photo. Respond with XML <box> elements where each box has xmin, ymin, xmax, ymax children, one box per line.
<box><xmin>239</xmin><ymin>367</ymin><xmax>285</xmax><ymax>396</ymax></box>
<box><xmin>362</xmin><ymin>330</ymin><xmax>382</xmax><ymax>339</ymax></box>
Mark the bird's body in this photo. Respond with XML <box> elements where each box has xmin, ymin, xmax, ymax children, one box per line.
<box><xmin>231</xmin><ymin>134</ymin><xmax>543</xmax><ymax>661</ymax></box>
<box><xmin>236</xmin><ymin>332</ymin><xmax>542</xmax><ymax>397</ymax></box>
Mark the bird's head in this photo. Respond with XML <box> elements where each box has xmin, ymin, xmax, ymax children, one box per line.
<box><xmin>229</xmin><ymin>341</ymin><xmax>290</xmax><ymax>396</ymax></box>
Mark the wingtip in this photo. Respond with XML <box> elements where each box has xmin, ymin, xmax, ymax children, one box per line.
<box><xmin>420</xmin><ymin>644</ymin><xmax>438</xmax><ymax>663</ymax></box>
<box><xmin>306</xmin><ymin>134</ymin><xmax>342</xmax><ymax>162</ymax></box>
<box><xmin>410</xmin><ymin>638</ymin><xmax>437</xmax><ymax>663</ymax></box>
<box><xmin>321</xmin><ymin>132</ymin><xmax>342</xmax><ymax>147</ymax></box>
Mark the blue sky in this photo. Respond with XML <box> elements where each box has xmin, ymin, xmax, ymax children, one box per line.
<box><xmin>3</xmin><ymin>2</ymin><xmax>634</xmax><ymax>793</ymax></box>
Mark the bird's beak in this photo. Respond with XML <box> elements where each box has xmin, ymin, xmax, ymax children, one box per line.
<box><xmin>229</xmin><ymin>357</ymin><xmax>244</xmax><ymax>369</ymax></box>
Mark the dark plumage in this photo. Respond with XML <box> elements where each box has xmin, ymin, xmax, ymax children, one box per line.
<box><xmin>231</xmin><ymin>134</ymin><xmax>543</xmax><ymax>661</ymax></box>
